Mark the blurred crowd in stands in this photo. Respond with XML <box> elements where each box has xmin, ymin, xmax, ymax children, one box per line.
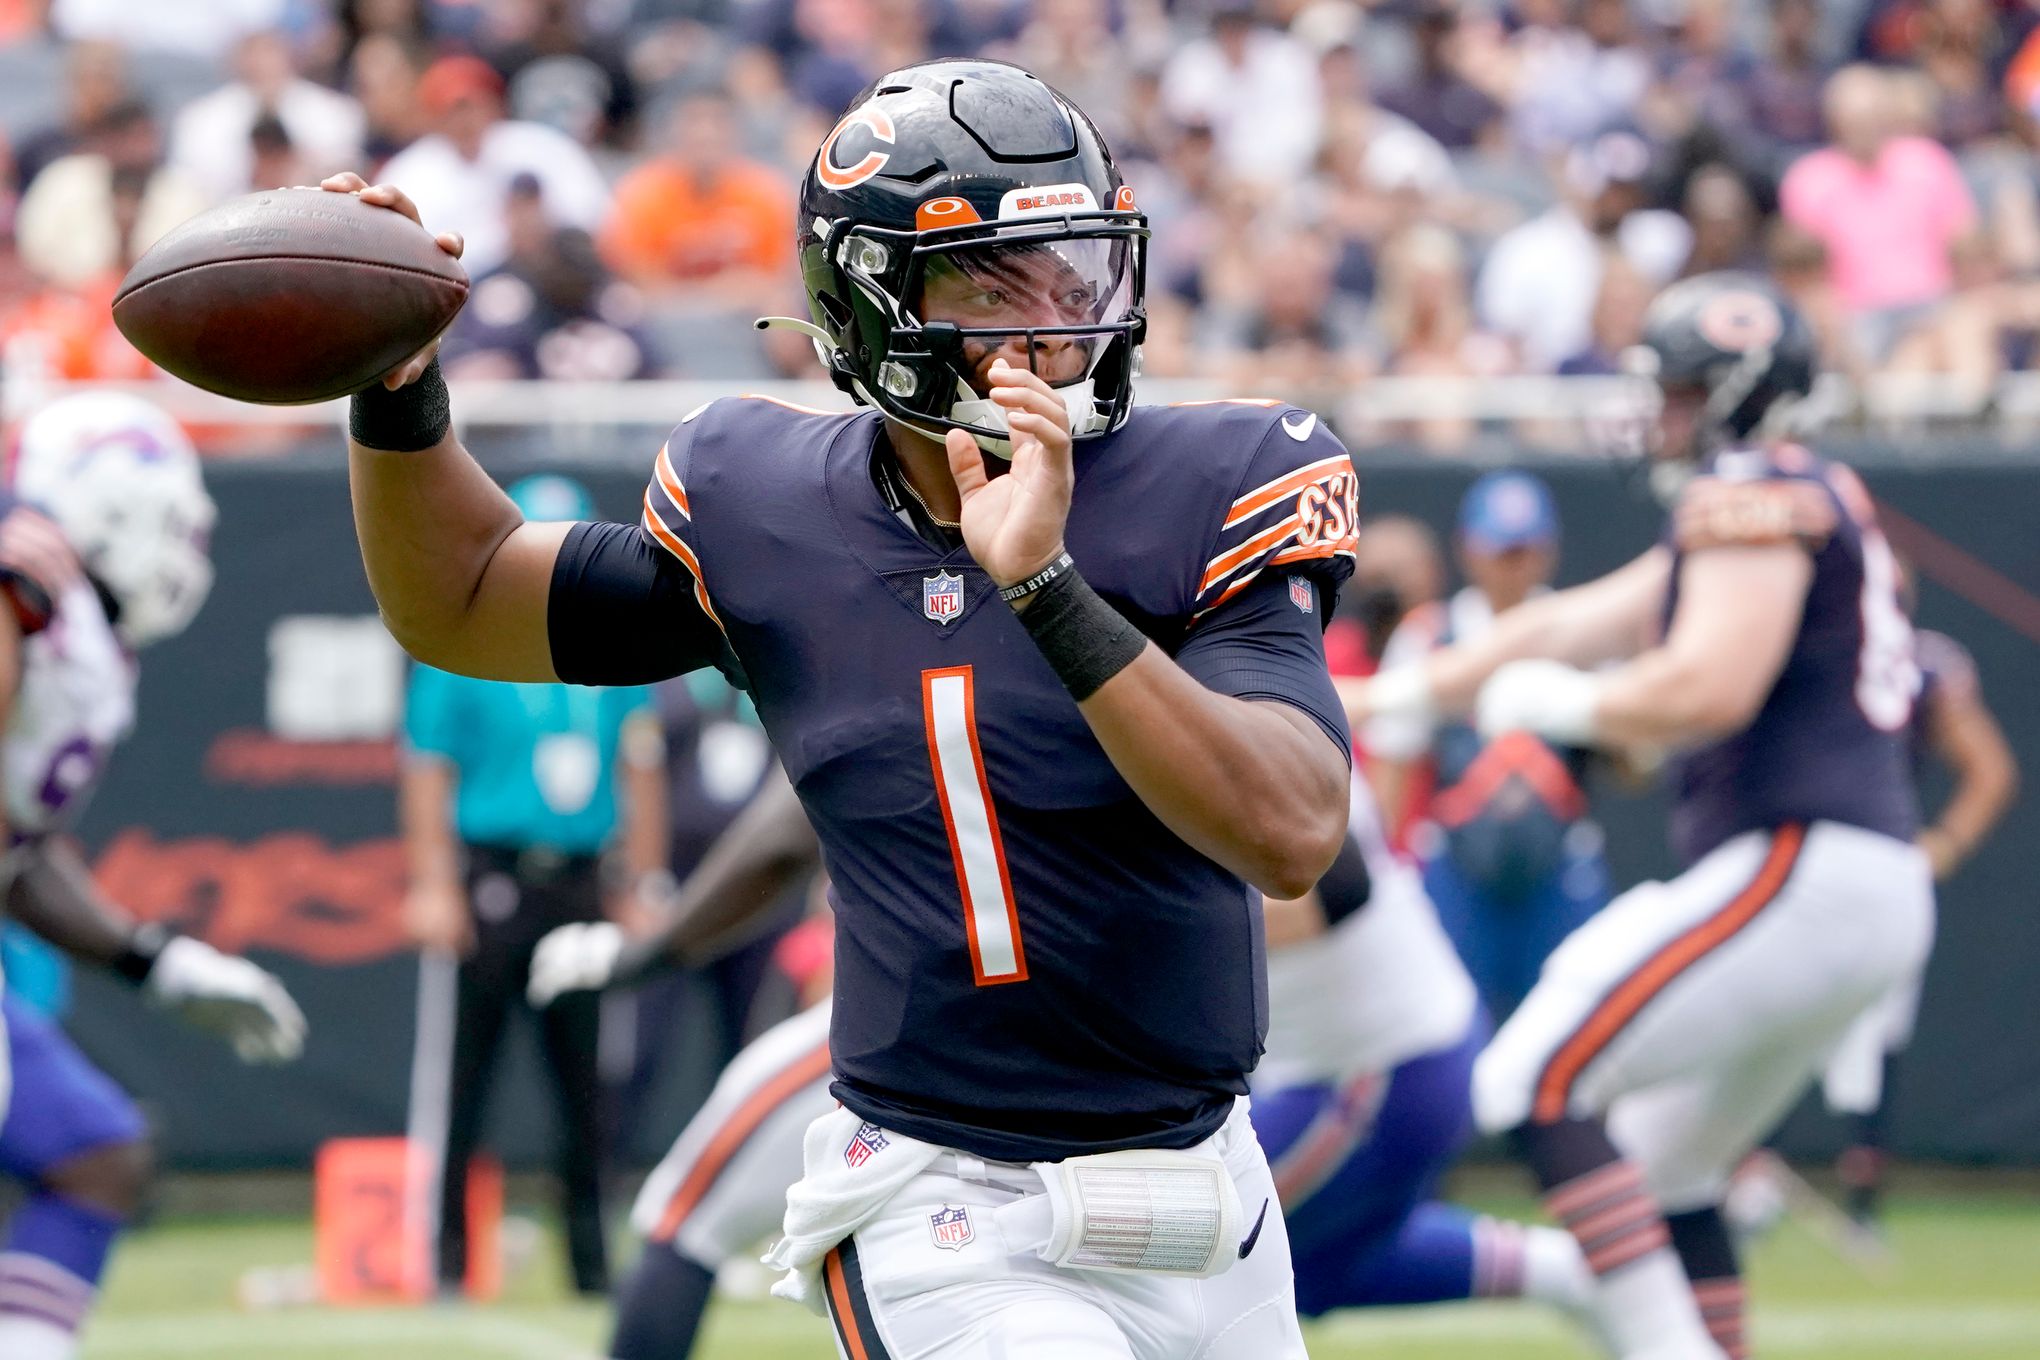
<box><xmin>2</xmin><ymin>0</ymin><xmax>2040</xmax><ymax>450</ymax></box>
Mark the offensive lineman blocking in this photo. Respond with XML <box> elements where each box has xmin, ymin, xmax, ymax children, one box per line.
<box><xmin>1357</xmin><ymin>273</ymin><xmax>1933</xmax><ymax>1360</ymax></box>
<box><xmin>325</xmin><ymin>59</ymin><xmax>1359</xmax><ymax>1360</ymax></box>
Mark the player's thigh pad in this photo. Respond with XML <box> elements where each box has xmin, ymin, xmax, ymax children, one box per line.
<box><xmin>834</xmin><ymin>1101</ymin><xmax>1306</xmax><ymax>1360</ymax></box>
<box><xmin>1473</xmin><ymin>823</ymin><xmax>1932</xmax><ymax>1134</ymax></box>
<box><xmin>0</xmin><ymin>995</ymin><xmax>145</xmax><ymax>1179</ymax></box>
<box><xmin>631</xmin><ymin>1003</ymin><xmax>834</xmax><ymax>1264</ymax></box>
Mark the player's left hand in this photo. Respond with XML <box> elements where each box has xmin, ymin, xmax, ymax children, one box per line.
<box><xmin>944</xmin><ymin>360</ymin><xmax>1072</xmax><ymax>589</ymax></box>
<box><xmin>528</xmin><ymin>921</ymin><xmax>625</xmax><ymax>1007</ymax></box>
<box><xmin>144</xmin><ymin>937</ymin><xmax>308</xmax><ymax>1063</ymax></box>
<box><xmin>1476</xmin><ymin>660</ymin><xmax>1604</xmax><ymax>745</ymax></box>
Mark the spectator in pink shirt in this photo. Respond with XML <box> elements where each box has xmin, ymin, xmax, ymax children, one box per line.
<box><xmin>1779</xmin><ymin>64</ymin><xmax>1976</xmax><ymax>357</ymax></box>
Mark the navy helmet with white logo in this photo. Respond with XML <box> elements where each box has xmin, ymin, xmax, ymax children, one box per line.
<box><xmin>760</xmin><ymin>60</ymin><xmax>1148</xmax><ymax>456</ymax></box>
<box><xmin>1636</xmin><ymin>271</ymin><xmax>1817</xmax><ymax>450</ymax></box>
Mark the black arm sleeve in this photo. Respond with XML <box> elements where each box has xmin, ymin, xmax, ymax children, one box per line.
<box><xmin>548</xmin><ymin>520</ymin><xmax>736</xmax><ymax>686</ymax></box>
<box><xmin>1174</xmin><ymin>571</ymin><xmax>1352</xmax><ymax>759</ymax></box>
<box><xmin>1314</xmin><ymin>830</ymin><xmax>1373</xmax><ymax>925</ymax></box>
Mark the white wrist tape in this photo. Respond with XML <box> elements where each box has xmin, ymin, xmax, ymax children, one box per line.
<box><xmin>1477</xmin><ymin>660</ymin><xmax>1604</xmax><ymax>746</ymax></box>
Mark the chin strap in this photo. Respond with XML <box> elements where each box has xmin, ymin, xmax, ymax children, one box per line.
<box><xmin>754</xmin><ymin>315</ymin><xmax>836</xmax><ymax>347</ymax></box>
<box><xmin>951</xmin><ymin>377</ymin><xmax>1108</xmax><ymax>460</ymax></box>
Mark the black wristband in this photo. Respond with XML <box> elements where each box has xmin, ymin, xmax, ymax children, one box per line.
<box><xmin>999</xmin><ymin>551</ymin><xmax>1073</xmax><ymax>604</ymax></box>
<box><xmin>112</xmin><ymin>922</ymin><xmax>174</xmax><ymax>985</ymax></box>
<box><xmin>1015</xmin><ymin>560</ymin><xmax>1148</xmax><ymax>701</ymax></box>
<box><xmin>349</xmin><ymin>357</ymin><xmax>451</xmax><ymax>451</ymax></box>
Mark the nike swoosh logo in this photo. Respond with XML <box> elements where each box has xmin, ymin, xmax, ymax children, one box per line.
<box><xmin>1280</xmin><ymin>412</ymin><xmax>1316</xmax><ymax>442</ymax></box>
<box><xmin>1238</xmin><ymin>1198</ymin><xmax>1270</xmax><ymax>1259</ymax></box>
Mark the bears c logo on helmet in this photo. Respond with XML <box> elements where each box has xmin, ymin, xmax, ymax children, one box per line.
<box><xmin>817</xmin><ymin>103</ymin><xmax>896</xmax><ymax>191</ymax></box>
<box><xmin>1695</xmin><ymin>291</ymin><xmax>1783</xmax><ymax>354</ymax></box>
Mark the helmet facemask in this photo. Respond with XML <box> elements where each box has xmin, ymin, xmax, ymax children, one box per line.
<box><xmin>815</xmin><ymin>212</ymin><xmax>1147</xmax><ymax>457</ymax></box>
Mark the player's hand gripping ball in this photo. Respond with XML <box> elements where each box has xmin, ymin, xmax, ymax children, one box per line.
<box><xmin>112</xmin><ymin>177</ymin><xmax>466</xmax><ymax>403</ymax></box>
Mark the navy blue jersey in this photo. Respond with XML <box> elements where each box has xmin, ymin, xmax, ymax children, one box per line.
<box><xmin>635</xmin><ymin>396</ymin><xmax>1357</xmax><ymax>1161</ymax></box>
<box><xmin>1663</xmin><ymin>444</ymin><xmax>1919</xmax><ymax>864</ymax></box>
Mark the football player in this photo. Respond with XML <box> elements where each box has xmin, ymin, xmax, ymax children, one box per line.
<box><xmin>0</xmin><ymin>394</ymin><xmax>306</xmax><ymax>1360</ymax></box>
<box><xmin>531</xmin><ymin>771</ymin><xmax>1600</xmax><ymax>1359</ymax></box>
<box><xmin>326</xmin><ymin>58</ymin><xmax>1358</xmax><ymax>1359</ymax></box>
<box><xmin>1820</xmin><ymin>570</ymin><xmax>2016</xmax><ymax>1233</ymax></box>
<box><xmin>1355</xmin><ymin>273</ymin><xmax>1934</xmax><ymax>1360</ymax></box>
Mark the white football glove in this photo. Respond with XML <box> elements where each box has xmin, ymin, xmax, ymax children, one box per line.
<box><xmin>528</xmin><ymin>921</ymin><xmax>624</xmax><ymax>1008</ymax></box>
<box><xmin>144</xmin><ymin>936</ymin><xmax>307</xmax><ymax>1063</ymax></box>
<box><xmin>1358</xmin><ymin>665</ymin><xmax>1436</xmax><ymax>727</ymax></box>
<box><xmin>1475</xmin><ymin>659</ymin><xmax>1604</xmax><ymax>746</ymax></box>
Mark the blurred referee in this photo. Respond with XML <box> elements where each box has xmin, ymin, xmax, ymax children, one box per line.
<box><xmin>401</xmin><ymin>474</ymin><xmax>666</xmax><ymax>1298</ymax></box>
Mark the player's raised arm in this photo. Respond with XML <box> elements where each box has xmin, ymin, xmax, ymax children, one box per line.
<box><xmin>947</xmin><ymin>371</ymin><xmax>1349</xmax><ymax>898</ymax></box>
<box><xmin>1352</xmin><ymin>546</ymin><xmax>1671</xmax><ymax>732</ymax></box>
<box><xmin>330</xmin><ymin>176</ymin><xmax>728</xmax><ymax>687</ymax></box>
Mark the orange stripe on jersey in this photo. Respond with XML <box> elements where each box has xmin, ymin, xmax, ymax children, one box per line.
<box><xmin>1267</xmin><ymin>538</ymin><xmax>1357</xmax><ymax>569</ymax></box>
<box><xmin>1531</xmin><ymin>826</ymin><xmax>1805</xmax><ymax>1123</ymax></box>
<box><xmin>651</xmin><ymin>1038</ymin><xmax>833</xmax><ymax>1243</ymax></box>
<box><xmin>1224</xmin><ymin>455</ymin><xmax>1350</xmax><ymax>528</ymax></box>
<box><xmin>1199</xmin><ymin>515</ymin><xmax>1300</xmax><ymax>592</ymax></box>
<box><xmin>654</xmin><ymin>444</ymin><xmax>690</xmax><ymax>519</ymax></box>
<box><xmin>640</xmin><ymin>491</ymin><xmax>727</xmax><ymax>634</ymax></box>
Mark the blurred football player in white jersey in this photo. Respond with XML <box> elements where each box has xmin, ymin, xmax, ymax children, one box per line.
<box><xmin>1356</xmin><ymin>273</ymin><xmax>1934</xmax><ymax>1360</ymax></box>
<box><xmin>0</xmin><ymin>394</ymin><xmax>304</xmax><ymax>1360</ymax></box>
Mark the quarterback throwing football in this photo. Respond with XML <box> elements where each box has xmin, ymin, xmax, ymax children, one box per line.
<box><xmin>326</xmin><ymin>59</ymin><xmax>1360</xmax><ymax>1360</ymax></box>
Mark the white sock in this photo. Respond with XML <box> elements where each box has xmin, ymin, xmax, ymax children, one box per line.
<box><xmin>0</xmin><ymin>1314</ymin><xmax>80</xmax><ymax>1360</ymax></box>
<box><xmin>1595</xmin><ymin>1246</ymin><xmax>1722</xmax><ymax>1359</ymax></box>
<box><xmin>1519</xmin><ymin>1223</ymin><xmax>1592</xmax><ymax>1310</ymax></box>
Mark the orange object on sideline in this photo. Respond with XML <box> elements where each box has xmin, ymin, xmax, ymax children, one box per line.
<box><xmin>313</xmin><ymin>1137</ymin><xmax>502</xmax><ymax>1304</ymax></box>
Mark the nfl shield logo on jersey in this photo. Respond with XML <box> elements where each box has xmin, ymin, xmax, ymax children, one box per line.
<box><xmin>923</xmin><ymin>570</ymin><xmax>964</xmax><ymax>625</ymax></box>
<box><xmin>1288</xmin><ymin>575</ymin><xmax>1313</xmax><ymax>613</ymax></box>
<box><xmin>928</xmin><ymin>1205</ymin><xmax>973</xmax><ymax>1251</ymax></box>
<box><xmin>844</xmin><ymin>1121</ymin><xmax>890</xmax><ymax>1169</ymax></box>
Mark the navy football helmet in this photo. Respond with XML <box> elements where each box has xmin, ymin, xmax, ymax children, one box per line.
<box><xmin>1634</xmin><ymin>271</ymin><xmax>1817</xmax><ymax>453</ymax></box>
<box><xmin>760</xmin><ymin>59</ymin><xmax>1148</xmax><ymax>457</ymax></box>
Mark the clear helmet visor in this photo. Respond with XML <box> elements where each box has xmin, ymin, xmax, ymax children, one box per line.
<box><xmin>909</xmin><ymin>230</ymin><xmax>1138</xmax><ymax>398</ymax></box>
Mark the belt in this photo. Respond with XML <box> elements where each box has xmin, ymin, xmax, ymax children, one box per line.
<box><xmin>464</xmin><ymin>842</ymin><xmax>601</xmax><ymax>883</ymax></box>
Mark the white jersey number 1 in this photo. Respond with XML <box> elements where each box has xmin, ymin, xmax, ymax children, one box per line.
<box><xmin>922</xmin><ymin>666</ymin><xmax>1029</xmax><ymax>985</ymax></box>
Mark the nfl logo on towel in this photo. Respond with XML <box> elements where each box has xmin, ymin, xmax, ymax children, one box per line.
<box><xmin>1288</xmin><ymin>576</ymin><xmax>1313</xmax><ymax>613</ymax></box>
<box><xmin>929</xmin><ymin>1205</ymin><xmax>974</xmax><ymax>1251</ymax></box>
<box><xmin>923</xmin><ymin>570</ymin><xmax>964</xmax><ymax>624</ymax></box>
<box><xmin>844</xmin><ymin>1122</ymin><xmax>889</xmax><ymax>1169</ymax></box>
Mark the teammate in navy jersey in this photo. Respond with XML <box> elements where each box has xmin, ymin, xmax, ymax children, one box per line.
<box><xmin>322</xmin><ymin>58</ymin><xmax>1355</xmax><ymax>1359</ymax></box>
<box><xmin>1357</xmin><ymin>273</ymin><xmax>1936</xmax><ymax>1360</ymax></box>
<box><xmin>1819</xmin><ymin>598</ymin><xmax>2016</xmax><ymax>1232</ymax></box>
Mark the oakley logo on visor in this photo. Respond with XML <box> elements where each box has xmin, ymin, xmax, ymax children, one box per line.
<box><xmin>817</xmin><ymin>103</ymin><xmax>896</xmax><ymax>191</ymax></box>
<box><xmin>998</xmin><ymin>183</ymin><xmax>1097</xmax><ymax>220</ymax></box>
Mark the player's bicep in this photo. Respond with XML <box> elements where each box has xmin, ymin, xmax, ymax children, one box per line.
<box><xmin>1665</xmin><ymin>543</ymin><xmax>1810</xmax><ymax>712</ymax></box>
<box><xmin>1176</xmin><ymin>572</ymin><xmax>1351</xmax><ymax>758</ymax></box>
<box><xmin>441</xmin><ymin>518</ymin><xmax>576</xmax><ymax>682</ymax></box>
<box><xmin>548</xmin><ymin>520</ymin><xmax>730</xmax><ymax>685</ymax></box>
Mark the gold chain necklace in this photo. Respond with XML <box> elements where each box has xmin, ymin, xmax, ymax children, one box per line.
<box><xmin>891</xmin><ymin>460</ymin><xmax>961</xmax><ymax>530</ymax></box>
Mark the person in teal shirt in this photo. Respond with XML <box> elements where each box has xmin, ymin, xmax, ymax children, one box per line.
<box><xmin>399</xmin><ymin>474</ymin><xmax>666</xmax><ymax>1299</ymax></box>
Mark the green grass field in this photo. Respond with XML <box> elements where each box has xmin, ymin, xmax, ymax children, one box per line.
<box><xmin>84</xmin><ymin>1189</ymin><xmax>2040</xmax><ymax>1359</ymax></box>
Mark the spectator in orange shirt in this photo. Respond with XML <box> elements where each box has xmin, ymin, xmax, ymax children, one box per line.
<box><xmin>599</xmin><ymin>86</ymin><xmax>793</xmax><ymax>313</ymax></box>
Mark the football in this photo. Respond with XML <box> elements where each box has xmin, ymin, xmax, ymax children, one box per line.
<box><xmin>112</xmin><ymin>189</ymin><xmax>468</xmax><ymax>405</ymax></box>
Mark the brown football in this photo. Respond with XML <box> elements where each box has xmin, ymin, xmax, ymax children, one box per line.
<box><xmin>112</xmin><ymin>189</ymin><xmax>468</xmax><ymax>405</ymax></box>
